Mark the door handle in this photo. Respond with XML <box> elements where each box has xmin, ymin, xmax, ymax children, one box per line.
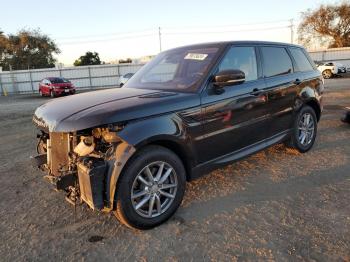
<box><xmin>293</xmin><ymin>79</ymin><xmax>302</xmax><ymax>85</ymax></box>
<box><xmin>251</xmin><ymin>88</ymin><xmax>263</xmax><ymax>96</ymax></box>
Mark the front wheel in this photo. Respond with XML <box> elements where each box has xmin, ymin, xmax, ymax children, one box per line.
<box><xmin>285</xmin><ymin>105</ymin><xmax>317</xmax><ymax>153</ymax></box>
<box><xmin>114</xmin><ymin>145</ymin><xmax>186</xmax><ymax>229</ymax></box>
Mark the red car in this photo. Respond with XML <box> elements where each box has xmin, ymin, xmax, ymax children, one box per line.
<box><xmin>39</xmin><ymin>77</ymin><xmax>76</xmax><ymax>97</ymax></box>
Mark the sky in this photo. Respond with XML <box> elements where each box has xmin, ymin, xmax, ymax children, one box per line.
<box><xmin>0</xmin><ymin>0</ymin><xmax>336</xmax><ymax>65</ymax></box>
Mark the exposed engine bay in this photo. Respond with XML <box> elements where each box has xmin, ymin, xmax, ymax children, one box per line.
<box><xmin>32</xmin><ymin>127</ymin><xmax>135</xmax><ymax>211</ymax></box>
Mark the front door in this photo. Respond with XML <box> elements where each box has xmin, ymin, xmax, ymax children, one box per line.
<box><xmin>197</xmin><ymin>46</ymin><xmax>269</xmax><ymax>164</ymax></box>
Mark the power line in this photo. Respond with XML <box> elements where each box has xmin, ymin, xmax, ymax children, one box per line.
<box><xmin>55</xmin><ymin>28</ymin><xmax>156</xmax><ymax>40</ymax></box>
<box><xmin>55</xmin><ymin>19</ymin><xmax>292</xmax><ymax>42</ymax></box>
<box><xmin>56</xmin><ymin>20</ymin><xmax>294</xmax><ymax>46</ymax></box>
<box><xmin>161</xmin><ymin>19</ymin><xmax>291</xmax><ymax>31</ymax></box>
<box><xmin>164</xmin><ymin>26</ymin><xmax>291</xmax><ymax>35</ymax></box>
<box><xmin>58</xmin><ymin>33</ymin><xmax>155</xmax><ymax>45</ymax></box>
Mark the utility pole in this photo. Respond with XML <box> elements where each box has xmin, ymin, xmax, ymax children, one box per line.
<box><xmin>289</xmin><ymin>19</ymin><xmax>294</xmax><ymax>44</ymax></box>
<box><xmin>158</xmin><ymin>27</ymin><xmax>162</xmax><ymax>53</ymax></box>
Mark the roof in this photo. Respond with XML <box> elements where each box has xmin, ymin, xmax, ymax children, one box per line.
<box><xmin>47</xmin><ymin>77</ymin><xmax>65</xmax><ymax>80</ymax></box>
<box><xmin>168</xmin><ymin>40</ymin><xmax>303</xmax><ymax>51</ymax></box>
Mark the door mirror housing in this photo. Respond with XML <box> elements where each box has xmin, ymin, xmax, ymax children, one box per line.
<box><xmin>213</xmin><ymin>69</ymin><xmax>245</xmax><ymax>88</ymax></box>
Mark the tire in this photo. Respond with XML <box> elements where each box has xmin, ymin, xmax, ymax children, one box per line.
<box><xmin>39</xmin><ymin>90</ymin><xmax>44</xmax><ymax>97</ymax></box>
<box><xmin>322</xmin><ymin>69</ymin><xmax>332</xmax><ymax>79</ymax></box>
<box><xmin>120</xmin><ymin>83</ymin><xmax>124</xmax><ymax>87</ymax></box>
<box><xmin>114</xmin><ymin>145</ymin><xmax>186</xmax><ymax>229</ymax></box>
<box><xmin>50</xmin><ymin>90</ymin><xmax>56</xmax><ymax>98</ymax></box>
<box><xmin>285</xmin><ymin>105</ymin><xmax>317</xmax><ymax>153</ymax></box>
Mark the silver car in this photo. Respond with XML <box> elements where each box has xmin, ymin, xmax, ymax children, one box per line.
<box><xmin>119</xmin><ymin>73</ymin><xmax>134</xmax><ymax>87</ymax></box>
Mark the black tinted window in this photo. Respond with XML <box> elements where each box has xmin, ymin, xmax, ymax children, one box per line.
<box><xmin>261</xmin><ymin>47</ymin><xmax>293</xmax><ymax>77</ymax></box>
<box><xmin>218</xmin><ymin>46</ymin><xmax>257</xmax><ymax>81</ymax></box>
<box><xmin>50</xmin><ymin>77</ymin><xmax>70</xmax><ymax>83</ymax></box>
<box><xmin>290</xmin><ymin>48</ymin><xmax>314</xmax><ymax>72</ymax></box>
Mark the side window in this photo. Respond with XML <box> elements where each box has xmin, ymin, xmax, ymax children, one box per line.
<box><xmin>290</xmin><ymin>48</ymin><xmax>314</xmax><ymax>72</ymax></box>
<box><xmin>261</xmin><ymin>47</ymin><xmax>293</xmax><ymax>77</ymax></box>
<box><xmin>218</xmin><ymin>46</ymin><xmax>258</xmax><ymax>82</ymax></box>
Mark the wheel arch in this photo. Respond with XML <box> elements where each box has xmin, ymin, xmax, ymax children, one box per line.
<box><xmin>134</xmin><ymin>137</ymin><xmax>194</xmax><ymax>181</ymax></box>
<box><xmin>305</xmin><ymin>99</ymin><xmax>321</xmax><ymax>122</ymax></box>
<box><xmin>296</xmin><ymin>86</ymin><xmax>322</xmax><ymax>122</ymax></box>
<box><xmin>109</xmin><ymin>135</ymin><xmax>195</xmax><ymax>211</ymax></box>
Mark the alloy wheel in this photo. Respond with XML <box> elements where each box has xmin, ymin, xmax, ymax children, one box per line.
<box><xmin>131</xmin><ymin>161</ymin><xmax>178</xmax><ymax>218</ymax></box>
<box><xmin>298</xmin><ymin>113</ymin><xmax>315</xmax><ymax>146</ymax></box>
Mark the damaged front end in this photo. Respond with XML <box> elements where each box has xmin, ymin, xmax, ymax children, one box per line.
<box><xmin>32</xmin><ymin>125</ymin><xmax>135</xmax><ymax>211</ymax></box>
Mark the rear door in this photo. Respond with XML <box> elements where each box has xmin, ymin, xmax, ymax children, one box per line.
<box><xmin>260</xmin><ymin>46</ymin><xmax>299</xmax><ymax>138</ymax></box>
<box><xmin>198</xmin><ymin>45</ymin><xmax>269</xmax><ymax>163</ymax></box>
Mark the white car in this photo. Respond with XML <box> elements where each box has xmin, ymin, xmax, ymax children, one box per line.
<box><xmin>119</xmin><ymin>73</ymin><xmax>134</xmax><ymax>87</ymax></box>
<box><xmin>315</xmin><ymin>61</ymin><xmax>345</xmax><ymax>79</ymax></box>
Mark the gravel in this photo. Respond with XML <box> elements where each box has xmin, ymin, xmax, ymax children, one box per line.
<box><xmin>0</xmin><ymin>78</ymin><xmax>349</xmax><ymax>261</ymax></box>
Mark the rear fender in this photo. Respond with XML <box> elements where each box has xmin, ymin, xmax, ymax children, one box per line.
<box><xmin>294</xmin><ymin>84</ymin><xmax>322</xmax><ymax>120</ymax></box>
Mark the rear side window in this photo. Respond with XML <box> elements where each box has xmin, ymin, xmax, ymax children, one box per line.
<box><xmin>261</xmin><ymin>47</ymin><xmax>293</xmax><ymax>77</ymax></box>
<box><xmin>289</xmin><ymin>48</ymin><xmax>314</xmax><ymax>72</ymax></box>
<box><xmin>218</xmin><ymin>46</ymin><xmax>258</xmax><ymax>81</ymax></box>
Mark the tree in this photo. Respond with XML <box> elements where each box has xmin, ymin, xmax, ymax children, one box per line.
<box><xmin>118</xmin><ymin>58</ymin><xmax>132</xmax><ymax>64</ymax></box>
<box><xmin>0</xmin><ymin>29</ymin><xmax>9</xmax><ymax>66</ymax></box>
<box><xmin>74</xmin><ymin>51</ymin><xmax>102</xmax><ymax>66</ymax></box>
<box><xmin>298</xmin><ymin>2</ymin><xmax>350</xmax><ymax>48</ymax></box>
<box><xmin>0</xmin><ymin>28</ymin><xmax>60</xmax><ymax>70</ymax></box>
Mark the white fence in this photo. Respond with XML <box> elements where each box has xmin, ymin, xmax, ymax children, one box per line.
<box><xmin>0</xmin><ymin>63</ymin><xmax>144</xmax><ymax>95</ymax></box>
<box><xmin>308</xmin><ymin>47</ymin><xmax>350</xmax><ymax>69</ymax></box>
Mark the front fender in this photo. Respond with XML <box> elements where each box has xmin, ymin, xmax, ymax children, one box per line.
<box><xmin>105</xmin><ymin>113</ymin><xmax>195</xmax><ymax>211</ymax></box>
<box><xmin>117</xmin><ymin>113</ymin><xmax>193</xmax><ymax>150</ymax></box>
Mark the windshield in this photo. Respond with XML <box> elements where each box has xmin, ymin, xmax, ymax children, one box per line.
<box><xmin>125</xmin><ymin>46</ymin><xmax>220</xmax><ymax>92</ymax></box>
<box><xmin>50</xmin><ymin>77</ymin><xmax>70</xmax><ymax>83</ymax></box>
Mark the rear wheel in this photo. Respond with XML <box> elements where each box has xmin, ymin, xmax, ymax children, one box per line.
<box><xmin>322</xmin><ymin>69</ymin><xmax>332</xmax><ymax>79</ymax></box>
<box><xmin>114</xmin><ymin>145</ymin><xmax>186</xmax><ymax>229</ymax></box>
<box><xmin>285</xmin><ymin>105</ymin><xmax>317</xmax><ymax>153</ymax></box>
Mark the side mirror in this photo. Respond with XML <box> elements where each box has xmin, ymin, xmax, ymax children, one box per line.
<box><xmin>213</xmin><ymin>69</ymin><xmax>245</xmax><ymax>88</ymax></box>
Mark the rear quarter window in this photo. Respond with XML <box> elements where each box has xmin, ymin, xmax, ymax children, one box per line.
<box><xmin>289</xmin><ymin>48</ymin><xmax>314</xmax><ymax>72</ymax></box>
<box><xmin>261</xmin><ymin>47</ymin><xmax>293</xmax><ymax>78</ymax></box>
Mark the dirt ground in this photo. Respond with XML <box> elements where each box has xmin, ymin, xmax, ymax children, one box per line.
<box><xmin>0</xmin><ymin>78</ymin><xmax>349</xmax><ymax>261</ymax></box>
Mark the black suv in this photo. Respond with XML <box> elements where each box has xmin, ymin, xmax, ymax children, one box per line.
<box><xmin>32</xmin><ymin>41</ymin><xmax>323</xmax><ymax>229</ymax></box>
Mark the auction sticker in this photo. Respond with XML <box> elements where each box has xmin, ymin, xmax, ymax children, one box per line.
<box><xmin>184</xmin><ymin>53</ymin><xmax>208</xmax><ymax>60</ymax></box>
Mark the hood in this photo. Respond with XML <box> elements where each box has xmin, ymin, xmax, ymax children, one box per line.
<box><xmin>33</xmin><ymin>88</ymin><xmax>199</xmax><ymax>132</ymax></box>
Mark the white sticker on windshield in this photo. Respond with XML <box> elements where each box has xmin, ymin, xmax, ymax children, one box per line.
<box><xmin>184</xmin><ymin>53</ymin><xmax>208</xmax><ymax>61</ymax></box>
